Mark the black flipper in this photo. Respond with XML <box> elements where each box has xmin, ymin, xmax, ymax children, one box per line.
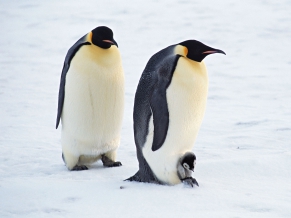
<box><xmin>56</xmin><ymin>34</ymin><xmax>91</xmax><ymax>129</ymax></box>
<box><xmin>133</xmin><ymin>45</ymin><xmax>177</xmax><ymax>152</ymax></box>
<box><xmin>130</xmin><ymin>44</ymin><xmax>182</xmax><ymax>183</ymax></box>
<box><xmin>150</xmin><ymin>55</ymin><xmax>180</xmax><ymax>151</ymax></box>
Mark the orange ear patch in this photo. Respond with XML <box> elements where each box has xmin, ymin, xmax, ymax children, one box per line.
<box><xmin>184</xmin><ymin>46</ymin><xmax>188</xmax><ymax>56</ymax></box>
<box><xmin>175</xmin><ymin>45</ymin><xmax>188</xmax><ymax>57</ymax></box>
<box><xmin>87</xmin><ymin>32</ymin><xmax>93</xmax><ymax>42</ymax></box>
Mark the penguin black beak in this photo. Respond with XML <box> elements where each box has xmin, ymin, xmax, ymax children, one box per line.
<box><xmin>202</xmin><ymin>49</ymin><xmax>226</xmax><ymax>55</ymax></box>
<box><xmin>103</xmin><ymin>39</ymin><xmax>118</xmax><ymax>47</ymax></box>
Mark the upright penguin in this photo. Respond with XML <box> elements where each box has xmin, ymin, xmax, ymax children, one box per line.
<box><xmin>126</xmin><ymin>40</ymin><xmax>225</xmax><ymax>186</ymax></box>
<box><xmin>56</xmin><ymin>26</ymin><xmax>124</xmax><ymax>171</ymax></box>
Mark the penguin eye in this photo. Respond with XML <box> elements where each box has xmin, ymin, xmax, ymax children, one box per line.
<box><xmin>183</xmin><ymin>163</ymin><xmax>189</xmax><ymax>169</ymax></box>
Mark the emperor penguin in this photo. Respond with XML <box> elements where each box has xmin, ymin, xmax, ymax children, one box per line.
<box><xmin>56</xmin><ymin>26</ymin><xmax>124</xmax><ymax>171</ymax></box>
<box><xmin>126</xmin><ymin>40</ymin><xmax>225</xmax><ymax>186</ymax></box>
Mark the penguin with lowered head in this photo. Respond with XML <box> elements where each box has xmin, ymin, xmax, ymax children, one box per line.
<box><xmin>56</xmin><ymin>26</ymin><xmax>124</xmax><ymax>171</ymax></box>
<box><xmin>126</xmin><ymin>40</ymin><xmax>225</xmax><ymax>186</ymax></box>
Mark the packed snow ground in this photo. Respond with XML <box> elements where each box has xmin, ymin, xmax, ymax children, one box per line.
<box><xmin>0</xmin><ymin>0</ymin><xmax>291</xmax><ymax>217</ymax></box>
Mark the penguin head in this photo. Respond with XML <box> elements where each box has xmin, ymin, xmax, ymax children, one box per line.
<box><xmin>179</xmin><ymin>40</ymin><xmax>225</xmax><ymax>62</ymax></box>
<box><xmin>181</xmin><ymin>152</ymin><xmax>196</xmax><ymax>172</ymax></box>
<box><xmin>91</xmin><ymin>26</ymin><xmax>118</xmax><ymax>49</ymax></box>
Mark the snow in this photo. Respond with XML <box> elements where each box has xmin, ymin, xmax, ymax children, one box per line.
<box><xmin>0</xmin><ymin>0</ymin><xmax>291</xmax><ymax>217</ymax></box>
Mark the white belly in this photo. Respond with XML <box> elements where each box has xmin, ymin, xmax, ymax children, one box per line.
<box><xmin>143</xmin><ymin>58</ymin><xmax>208</xmax><ymax>185</ymax></box>
<box><xmin>61</xmin><ymin>45</ymin><xmax>124</xmax><ymax>157</ymax></box>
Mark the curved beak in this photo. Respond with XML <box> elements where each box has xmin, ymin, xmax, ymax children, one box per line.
<box><xmin>202</xmin><ymin>49</ymin><xmax>226</xmax><ymax>55</ymax></box>
<box><xmin>103</xmin><ymin>39</ymin><xmax>118</xmax><ymax>47</ymax></box>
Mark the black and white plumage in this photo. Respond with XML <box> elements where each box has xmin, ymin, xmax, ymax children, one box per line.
<box><xmin>126</xmin><ymin>40</ymin><xmax>225</xmax><ymax>186</ymax></box>
<box><xmin>56</xmin><ymin>26</ymin><xmax>124</xmax><ymax>171</ymax></box>
<box><xmin>177</xmin><ymin>152</ymin><xmax>198</xmax><ymax>187</ymax></box>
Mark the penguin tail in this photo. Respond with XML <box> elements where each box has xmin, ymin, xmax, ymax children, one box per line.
<box><xmin>124</xmin><ymin>171</ymin><xmax>141</xmax><ymax>182</ymax></box>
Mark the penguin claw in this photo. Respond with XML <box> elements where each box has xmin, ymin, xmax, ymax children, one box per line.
<box><xmin>182</xmin><ymin>177</ymin><xmax>199</xmax><ymax>187</ymax></box>
<box><xmin>191</xmin><ymin>177</ymin><xmax>199</xmax><ymax>187</ymax></box>
<box><xmin>109</xmin><ymin>161</ymin><xmax>122</xmax><ymax>167</ymax></box>
<box><xmin>103</xmin><ymin>161</ymin><xmax>122</xmax><ymax>167</ymax></box>
<box><xmin>71</xmin><ymin>165</ymin><xmax>88</xmax><ymax>171</ymax></box>
<box><xmin>101</xmin><ymin>155</ymin><xmax>122</xmax><ymax>167</ymax></box>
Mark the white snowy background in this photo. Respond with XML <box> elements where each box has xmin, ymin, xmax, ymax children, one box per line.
<box><xmin>0</xmin><ymin>0</ymin><xmax>291</xmax><ymax>217</ymax></box>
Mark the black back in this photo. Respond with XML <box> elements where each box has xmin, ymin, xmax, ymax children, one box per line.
<box><xmin>134</xmin><ymin>45</ymin><xmax>180</xmax><ymax>152</ymax></box>
<box><xmin>56</xmin><ymin>35</ymin><xmax>91</xmax><ymax>129</ymax></box>
<box><xmin>126</xmin><ymin>44</ymin><xmax>181</xmax><ymax>183</ymax></box>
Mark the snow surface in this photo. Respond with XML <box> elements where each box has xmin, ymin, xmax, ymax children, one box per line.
<box><xmin>1</xmin><ymin>0</ymin><xmax>291</xmax><ymax>217</ymax></box>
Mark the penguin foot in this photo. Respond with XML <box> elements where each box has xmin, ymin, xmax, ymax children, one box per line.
<box><xmin>101</xmin><ymin>155</ymin><xmax>122</xmax><ymax>167</ymax></box>
<box><xmin>125</xmin><ymin>172</ymin><xmax>140</xmax><ymax>182</ymax></box>
<box><xmin>125</xmin><ymin>171</ymin><xmax>163</xmax><ymax>184</ymax></box>
<box><xmin>71</xmin><ymin>165</ymin><xmax>88</xmax><ymax>171</ymax></box>
<box><xmin>182</xmin><ymin>177</ymin><xmax>199</xmax><ymax>187</ymax></box>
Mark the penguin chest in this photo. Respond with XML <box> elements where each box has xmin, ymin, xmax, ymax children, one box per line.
<box><xmin>62</xmin><ymin>46</ymin><xmax>124</xmax><ymax>148</ymax></box>
<box><xmin>143</xmin><ymin>58</ymin><xmax>208</xmax><ymax>185</ymax></box>
<box><xmin>166</xmin><ymin>58</ymin><xmax>208</xmax><ymax>150</ymax></box>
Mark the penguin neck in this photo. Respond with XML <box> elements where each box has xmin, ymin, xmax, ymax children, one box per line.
<box><xmin>174</xmin><ymin>45</ymin><xmax>188</xmax><ymax>57</ymax></box>
<box><xmin>88</xmin><ymin>45</ymin><xmax>121</xmax><ymax>65</ymax></box>
<box><xmin>86</xmin><ymin>33</ymin><xmax>121</xmax><ymax>65</ymax></box>
<box><xmin>174</xmin><ymin>45</ymin><xmax>208</xmax><ymax>80</ymax></box>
